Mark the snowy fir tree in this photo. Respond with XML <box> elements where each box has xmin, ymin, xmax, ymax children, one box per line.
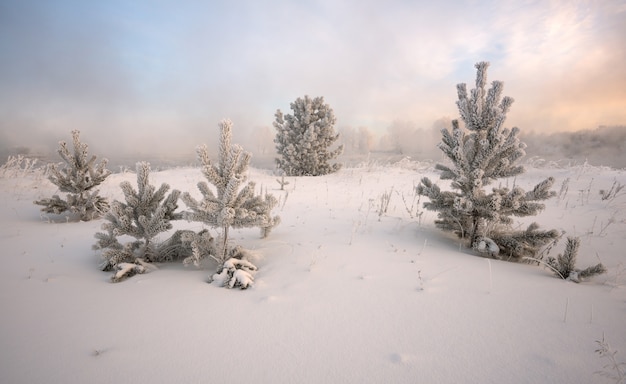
<box><xmin>182</xmin><ymin>119</ymin><xmax>280</xmax><ymax>288</ymax></box>
<box><xmin>94</xmin><ymin>162</ymin><xmax>182</xmax><ymax>282</ymax></box>
<box><xmin>34</xmin><ymin>130</ymin><xmax>111</xmax><ymax>220</ymax></box>
<box><xmin>274</xmin><ymin>95</ymin><xmax>344</xmax><ymax>176</ymax></box>
<box><xmin>545</xmin><ymin>237</ymin><xmax>606</xmax><ymax>282</ymax></box>
<box><xmin>417</xmin><ymin>62</ymin><xmax>559</xmax><ymax>260</ymax></box>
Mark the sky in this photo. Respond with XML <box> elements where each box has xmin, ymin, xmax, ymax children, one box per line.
<box><xmin>1</xmin><ymin>0</ymin><xmax>625</xmax><ymax>159</ymax></box>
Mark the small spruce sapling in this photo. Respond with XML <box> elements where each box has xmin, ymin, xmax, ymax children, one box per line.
<box><xmin>276</xmin><ymin>174</ymin><xmax>290</xmax><ymax>190</ymax></box>
<box><xmin>274</xmin><ymin>95</ymin><xmax>344</xmax><ymax>176</ymax></box>
<box><xmin>93</xmin><ymin>162</ymin><xmax>182</xmax><ymax>282</ymax></box>
<box><xmin>417</xmin><ymin>62</ymin><xmax>559</xmax><ymax>260</ymax></box>
<box><xmin>182</xmin><ymin>119</ymin><xmax>280</xmax><ymax>289</ymax></box>
<box><xmin>546</xmin><ymin>237</ymin><xmax>606</xmax><ymax>282</ymax></box>
<box><xmin>35</xmin><ymin>130</ymin><xmax>111</xmax><ymax>220</ymax></box>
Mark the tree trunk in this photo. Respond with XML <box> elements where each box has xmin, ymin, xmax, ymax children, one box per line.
<box><xmin>221</xmin><ymin>226</ymin><xmax>229</xmax><ymax>264</ymax></box>
<box><xmin>469</xmin><ymin>215</ymin><xmax>483</xmax><ymax>247</ymax></box>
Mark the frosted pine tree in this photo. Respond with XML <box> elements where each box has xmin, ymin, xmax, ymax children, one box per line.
<box><xmin>274</xmin><ymin>95</ymin><xmax>343</xmax><ymax>176</ymax></box>
<box><xmin>35</xmin><ymin>130</ymin><xmax>110</xmax><ymax>220</ymax></box>
<box><xmin>94</xmin><ymin>162</ymin><xmax>182</xmax><ymax>282</ymax></box>
<box><xmin>182</xmin><ymin>119</ymin><xmax>280</xmax><ymax>289</ymax></box>
<box><xmin>417</xmin><ymin>62</ymin><xmax>559</xmax><ymax>260</ymax></box>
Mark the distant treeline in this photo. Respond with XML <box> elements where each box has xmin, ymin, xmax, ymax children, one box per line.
<box><xmin>521</xmin><ymin>125</ymin><xmax>626</xmax><ymax>168</ymax></box>
<box><xmin>338</xmin><ymin>122</ymin><xmax>626</xmax><ymax>169</ymax></box>
<box><xmin>2</xmin><ymin>125</ymin><xmax>625</xmax><ymax>170</ymax></box>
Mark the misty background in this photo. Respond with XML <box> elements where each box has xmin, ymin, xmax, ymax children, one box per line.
<box><xmin>1</xmin><ymin>0</ymin><xmax>625</xmax><ymax>169</ymax></box>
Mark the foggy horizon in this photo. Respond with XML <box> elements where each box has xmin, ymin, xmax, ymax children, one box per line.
<box><xmin>1</xmin><ymin>0</ymin><xmax>625</xmax><ymax>164</ymax></box>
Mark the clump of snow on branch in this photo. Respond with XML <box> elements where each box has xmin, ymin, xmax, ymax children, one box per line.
<box><xmin>110</xmin><ymin>259</ymin><xmax>158</xmax><ymax>283</ymax></box>
<box><xmin>34</xmin><ymin>130</ymin><xmax>111</xmax><ymax>221</ymax></box>
<box><xmin>210</xmin><ymin>247</ymin><xmax>257</xmax><ymax>289</ymax></box>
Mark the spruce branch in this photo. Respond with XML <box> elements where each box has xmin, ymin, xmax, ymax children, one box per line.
<box><xmin>545</xmin><ymin>237</ymin><xmax>607</xmax><ymax>282</ymax></box>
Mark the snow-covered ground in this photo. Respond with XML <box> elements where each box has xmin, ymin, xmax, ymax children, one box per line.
<box><xmin>1</xmin><ymin>158</ymin><xmax>625</xmax><ymax>384</ymax></box>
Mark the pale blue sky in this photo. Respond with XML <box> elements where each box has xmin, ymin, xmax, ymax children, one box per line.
<box><xmin>1</xmin><ymin>0</ymin><xmax>624</xmax><ymax>156</ymax></box>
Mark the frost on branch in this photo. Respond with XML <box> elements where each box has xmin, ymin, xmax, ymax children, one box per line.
<box><xmin>545</xmin><ymin>237</ymin><xmax>606</xmax><ymax>282</ymax></box>
<box><xmin>417</xmin><ymin>62</ymin><xmax>558</xmax><ymax>261</ymax></box>
<box><xmin>34</xmin><ymin>130</ymin><xmax>111</xmax><ymax>220</ymax></box>
<box><xmin>274</xmin><ymin>95</ymin><xmax>344</xmax><ymax>176</ymax></box>
<box><xmin>93</xmin><ymin>162</ymin><xmax>182</xmax><ymax>279</ymax></box>
<box><xmin>178</xmin><ymin>229</ymin><xmax>216</xmax><ymax>268</ymax></box>
<box><xmin>182</xmin><ymin>119</ymin><xmax>280</xmax><ymax>288</ymax></box>
<box><xmin>489</xmin><ymin>223</ymin><xmax>561</xmax><ymax>260</ymax></box>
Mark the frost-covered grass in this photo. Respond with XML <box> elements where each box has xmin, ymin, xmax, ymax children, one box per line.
<box><xmin>0</xmin><ymin>159</ymin><xmax>625</xmax><ymax>383</ymax></box>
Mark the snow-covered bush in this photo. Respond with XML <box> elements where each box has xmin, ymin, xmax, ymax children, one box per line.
<box><xmin>545</xmin><ymin>237</ymin><xmax>606</xmax><ymax>282</ymax></box>
<box><xmin>182</xmin><ymin>119</ymin><xmax>280</xmax><ymax>288</ymax></box>
<box><xmin>417</xmin><ymin>62</ymin><xmax>559</xmax><ymax>260</ymax></box>
<box><xmin>210</xmin><ymin>246</ymin><xmax>257</xmax><ymax>289</ymax></box>
<box><xmin>93</xmin><ymin>162</ymin><xmax>182</xmax><ymax>281</ymax></box>
<box><xmin>34</xmin><ymin>130</ymin><xmax>111</xmax><ymax>220</ymax></box>
<box><xmin>274</xmin><ymin>95</ymin><xmax>343</xmax><ymax>176</ymax></box>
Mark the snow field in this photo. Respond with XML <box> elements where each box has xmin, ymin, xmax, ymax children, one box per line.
<box><xmin>0</xmin><ymin>160</ymin><xmax>624</xmax><ymax>383</ymax></box>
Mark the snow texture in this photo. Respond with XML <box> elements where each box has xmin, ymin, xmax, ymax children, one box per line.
<box><xmin>1</xmin><ymin>158</ymin><xmax>625</xmax><ymax>384</ymax></box>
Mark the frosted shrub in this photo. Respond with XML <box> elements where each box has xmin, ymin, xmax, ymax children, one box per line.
<box><xmin>34</xmin><ymin>130</ymin><xmax>110</xmax><ymax>220</ymax></box>
<box><xmin>274</xmin><ymin>95</ymin><xmax>343</xmax><ymax>176</ymax></box>
<box><xmin>94</xmin><ymin>162</ymin><xmax>182</xmax><ymax>282</ymax></box>
<box><xmin>417</xmin><ymin>62</ymin><xmax>559</xmax><ymax>260</ymax></box>
<box><xmin>595</xmin><ymin>334</ymin><xmax>626</xmax><ymax>383</ymax></box>
<box><xmin>182</xmin><ymin>119</ymin><xmax>280</xmax><ymax>289</ymax></box>
<box><xmin>0</xmin><ymin>155</ymin><xmax>41</xmax><ymax>178</ymax></box>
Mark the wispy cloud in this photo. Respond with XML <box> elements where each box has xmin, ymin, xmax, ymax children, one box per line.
<box><xmin>0</xmin><ymin>0</ymin><xmax>624</xmax><ymax>159</ymax></box>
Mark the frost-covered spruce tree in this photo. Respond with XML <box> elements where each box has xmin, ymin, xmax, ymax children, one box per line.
<box><xmin>274</xmin><ymin>95</ymin><xmax>343</xmax><ymax>176</ymax></box>
<box><xmin>417</xmin><ymin>62</ymin><xmax>559</xmax><ymax>260</ymax></box>
<box><xmin>182</xmin><ymin>119</ymin><xmax>280</xmax><ymax>289</ymax></box>
<box><xmin>35</xmin><ymin>130</ymin><xmax>110</xmax><ymax>220</ymax></box>
<box><xmin>94</xmin><ymin>162</ymin><xmax>182</xmax><ymax>282</ymax></box>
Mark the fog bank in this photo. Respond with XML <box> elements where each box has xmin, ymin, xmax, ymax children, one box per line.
<box><xmin>3</xmin><ymin>123</ymin><xmax>624</xmax><ymax>171</ymax></box>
